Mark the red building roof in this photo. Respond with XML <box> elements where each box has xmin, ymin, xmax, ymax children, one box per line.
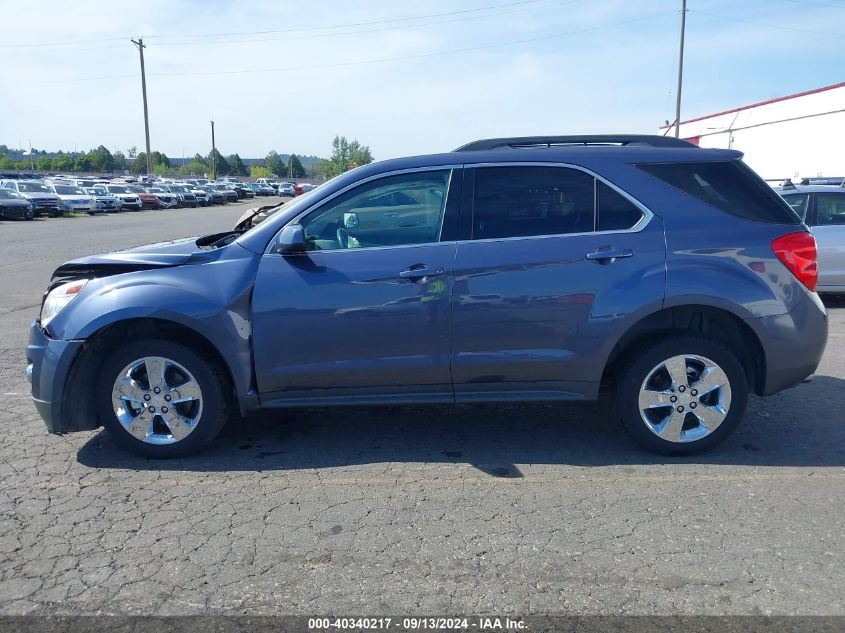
<box><xmin>659</xmin><ymin>81</ymin><xmax>845</xmax><ymax>129</ymax></box>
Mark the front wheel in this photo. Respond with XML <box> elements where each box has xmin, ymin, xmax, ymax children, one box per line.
<box><xmin>96</xmin><ymin>339</ymin><xmax>230</xmax><ymax>458</ymax></box>
<box><xmin>614</xmin><ymin>336</ymin><xmax>748</xmax><ymax>455</ymax></box>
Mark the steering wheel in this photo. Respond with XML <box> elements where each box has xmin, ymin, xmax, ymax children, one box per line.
<box><xmin>336</xmin><ymin>226</ymin><xmax>349</xmax><ymax>249</ymax></box>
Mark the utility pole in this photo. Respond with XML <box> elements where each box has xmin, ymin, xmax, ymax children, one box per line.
<box><xmin>131</xmin><ymin>38</ymin><xmax>152</xmax><ymax>175</ymax></box>
<box><xmin>674</xmin><ymin>0</ymin><xmax>687</xmax><ymax>138</ymax></box>
<box><xmin>210</xmin><ymin>120</ymin><xmax>217</xmax><ymax>180</ymax></box>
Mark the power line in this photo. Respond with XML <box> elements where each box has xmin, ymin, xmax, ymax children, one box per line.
<box><xmin>690</xmin><ymin>9</ymin><xmax>845</xmax><ymax>36</ymax></box>
<box><xmin>0</xmin><ymin>35</ymin><xmax>127</xmax><ymax>49</ymax></box>
<box><xmin>0</xmin><ymin>11</ymin><xmax>672</xmax><ymax>87</ymax></box>
<box><xmin>779</xmin><ymin>0</ymin><xmax>845</xmax><ymax>8</ymax></box>
<box><xmin>149</xmin><ymin>1</ymin><xmax>573</xmax><ymax>48</ymax></box>
<box><xmin>146</xmin><ymin>0</ymin><xmax>544</xmax><ymax>40</ymax></box>
<box><xmin>0</xmin><ymin>0</ymin><xmax>543</xmax><ymax>49</ymax></box>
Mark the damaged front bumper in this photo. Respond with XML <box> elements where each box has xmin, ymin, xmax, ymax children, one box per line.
<box><xmin>27</xmin><ymin>320</ymin><xmax>84</xmax><ymax>434</ymax></box>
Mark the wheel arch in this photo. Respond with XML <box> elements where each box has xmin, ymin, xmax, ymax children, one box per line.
<box><xmin>61</xmin><ymin>317</ymin><xmax>248</xmax><ymax>432</ymax></box>
<box><xmin>601</xmin><ymin>304</ymin><xmax>767</xmax><ymax>396</ymax></box>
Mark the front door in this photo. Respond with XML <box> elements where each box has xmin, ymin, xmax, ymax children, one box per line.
<box><xmin>252</xmin><ymin>168</ymin><xmax>461</xmax><ymax>406</ymax></box>
<box><xmin>451</xmin><ymin>165</ymin><xmax>666</xmax><ymax>401</ymax></box>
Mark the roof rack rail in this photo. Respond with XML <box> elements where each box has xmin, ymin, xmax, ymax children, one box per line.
<box><xmin>798</xmin><ymin>176</ymin><xmax>845</xmax><ymax>186</ymax></box>
<box><xmin>454</xmin><ymin>135</ymin><xmax>696</xmax><ymax>152</ymax></box>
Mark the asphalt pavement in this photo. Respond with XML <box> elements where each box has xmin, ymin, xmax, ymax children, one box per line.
<box><xmin>0</xmin><ymin>201</ymin><xmax>842</xmax><ymax>615</ymax></box>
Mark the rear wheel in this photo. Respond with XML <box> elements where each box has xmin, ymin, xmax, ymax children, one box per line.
<box><xmin>96</xmin><ymin>339</ymin><xmax>230</xmax><ymax>458</ymax></box>
<box><xmin>614</xmin><ymin>336</ymin><xmax>748</xmax><ymax>455</ymax></box>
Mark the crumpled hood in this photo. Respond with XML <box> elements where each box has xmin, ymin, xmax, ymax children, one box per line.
<box><xmin>52</xmin><ymin>236</ymin><xmax>205</xmax><ymax>279</ymax></box>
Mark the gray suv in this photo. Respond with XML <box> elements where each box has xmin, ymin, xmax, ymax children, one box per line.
<box><xmin>27</xmin><ymin>135</ymin><xmax>827</xmax><ymax>458</ymax></box>
<box><xmin>777</xmin><ymin>181</ymin><xmax>845</xmax><ymax>293</ymax></box>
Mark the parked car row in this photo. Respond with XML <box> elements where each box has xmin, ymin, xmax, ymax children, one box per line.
<box><xmin>0</xmin><ymin>174</ymin><xmax>319</xmax><ymax>221</ymax></box>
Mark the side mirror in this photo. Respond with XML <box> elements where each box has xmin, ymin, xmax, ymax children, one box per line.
<box><xmin>276</xmin><ymin>224</ymin><xmax>306</xmax><ymax>255</ymax></box>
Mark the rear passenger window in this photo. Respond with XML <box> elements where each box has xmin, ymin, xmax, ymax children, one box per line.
<box><xmin>814</xmin><ymin>193</ymin><xmax>845</xmax><ymax>226</ymax></box>
<box><xmin>637</xmin><ymin>161</ymin><xmax>800</xmax><ymax>224</ymax></box>
<box><xmin>472</xmin><ymin>167</ymin><xmax>594</xmax><ymax>239</ymax></box>
<box><xmin>597</xmin><ymin>181</ymin><xmax>643</xmax><ymax>231</ymax></box>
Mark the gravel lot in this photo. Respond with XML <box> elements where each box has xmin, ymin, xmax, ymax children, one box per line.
<box><xmin>0</xmin><ymin>203</ymin><xmax>843</xmax><ymax>616</ymax></box>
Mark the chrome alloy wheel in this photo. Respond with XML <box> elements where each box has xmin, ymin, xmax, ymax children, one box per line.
<box><xmin>638</xmin><ymin>354</ymin><xmax>732</xmax><ymax>443</ymax></box>
<box><xmin>111</xmin><ymin>356</ymin><xmax>203</xmax><ymax>445</ymax></box>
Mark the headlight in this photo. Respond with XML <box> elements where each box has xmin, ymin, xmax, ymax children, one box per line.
<box><xmin>41</xmin><ymin>279</ymin><xmax>88</xmax><ymax>328</ymax></box>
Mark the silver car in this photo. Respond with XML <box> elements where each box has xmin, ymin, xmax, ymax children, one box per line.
<box><xmin>778</xmin><ymin>183</ymin><xmax>845</xmax><ymax>293</ymax></box>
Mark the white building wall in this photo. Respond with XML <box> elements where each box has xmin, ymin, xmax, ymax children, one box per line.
<box><xmin>660</xmin><ymin>83</ymin><xmax>845</xmax><ymax>180</ymax></box>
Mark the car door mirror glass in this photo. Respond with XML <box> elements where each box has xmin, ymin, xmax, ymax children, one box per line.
<box><xmin>275</xmin><ymin>224</ymin><xmax>306</xmax><ymax>255</ymax></box>
<box><xmin>342</xmin><ymin>212</ymin><xmax>359</xmax><ymax>229</ymax></box>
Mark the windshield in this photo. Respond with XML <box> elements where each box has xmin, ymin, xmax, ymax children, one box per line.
<box><xmin>53</xmin><ymin>186</ymin><xmax>85</xmax><ymax>195</ymax></box>
<box><xmin>18</xmin><ymin>182</ymin><xmax>51</xmax><ymax>193</ymax></box>
<box><xmin>238</xmin><ymin>183</ymin><xmax>328</xmax><ymax>234</ymax></box>
<box><xmin>0</xmin><ymin>189</ymin><xmax>21</xmax><ymax>199</ymax></box>
<box><xmin>107</xmin><ymin>185</ymin><xmax>129</xmax><ymax>194</ymax></box>
<box><xmin>128</xmin><ymin>186</ymin><xmax>146</xmax><ymax>193</ymax></box>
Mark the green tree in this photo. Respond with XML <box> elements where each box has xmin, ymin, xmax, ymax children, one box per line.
<box><xmin>249</xmin><ymin>165</ymin><xmax>271</xmax><ymax>179</ymax></box>
<box><xmin>127</xmin><ymin>146</ymin><xmax>138</xmax><ymax>159</ymax></box>
<box><xmin>192</xmin><ymin>153</ymin><xmax>208</xmax><ymax>166</ymax></box>
<box><xmin>288</xmin><ymin>154</ymin><xmax>306</xmax><ymax>178</ymax></box>
<box><xmin>0</xmin><ymin>156</ymin><xmax>15</xmax><ymax>170</ymax></box>
<box><xmin>113</xmin><ymin>151</ymin><xmax>127</xmax><ymax>171</ymax></box>
<box><xmin>264</xmin><ymin>151</ymin><xmax>286</xmax><ymax>178</ymax></box>
<box><xmin>36</xmin><ymin>156</ymin><xmax>53</xmax><ymax>171</ymax></box>
<box><xmin>324</xmin><ymin>136</ymin><xmax>373</xmax><ymax>177</ymax></box>
<box><xmin>131</xmin><ymin>151</ymin><xmax>171</xmax><ymax>174</ymax></box>
<box><xmin>151</xmin><ymin>151</ymin><xmax>170</xmax><ymax>169</ymax></box>
<box><xmin>52</xmin><ymin>154</ymin><xmax>73</xmax><ymax>172</ymax></box>
<box><xmin>180</xmin><ymin>161</ymin><xmax>208</xmax><ymax>177</ymax></box>
<box><xmin>73</xmin><ymin>155</ymin><xmax>92</xmax><ymax>172</ymax></box>
<box><xmin>208</xmin><ymin>149</ymin><xmax>230</xmax><ymax>177</ymax></box>
<box><xmin>85</xmin><ymin>145</ymin><xmax>115</xmax><ymax>172</ymax></box>
<box><xmin>228</xmin><ymin>153</ymin><xmax>247</xmax><ymax>176</ymax></box>
<box><xmin>130</xmin><ymin>154</ymin><xmax>146</xmax><ymax>174</ymax></box>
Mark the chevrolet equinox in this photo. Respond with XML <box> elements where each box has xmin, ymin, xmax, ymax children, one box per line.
<box><xmin>27</xmin><ymin>135</ymin><xmax>828</xmax><ymax>458</ymax></box>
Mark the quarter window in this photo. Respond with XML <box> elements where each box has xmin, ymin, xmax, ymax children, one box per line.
<box><xmin>814</xmin><ymin>193</ymin><xmax>845</xmax><ymax>226</ymax></box>
<box><xmin>597</xmin><ymin>181</ymin><xmax>643</xmax><ymax>231</ymax></box>
<box><xmin>472</xmin><ymin>167</ymin><xmax>595</xmax><ymax>239</ymax></box>
<box><xmin>300</xmin><ymin>170</ymin><xmax>451</xmax><ymax>250</ymax></box>
<box><xmin>637</xmin><ymin>161</ymin><xmax>800</xmax><ymax>224</ymax></box>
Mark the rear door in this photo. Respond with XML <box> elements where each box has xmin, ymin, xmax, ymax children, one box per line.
<box><xmin>451</xmin><ymin>165</ymin><xmax>666</xmax><ymax>401</ymax></box>
<box><xmin>809</xmin><ymin>191</ymin><xmax>845</xmax><ymax>289</ymax></box>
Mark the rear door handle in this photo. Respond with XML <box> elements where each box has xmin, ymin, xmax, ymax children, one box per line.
<box><xmin>585</xmin><ymin>248</ymin><xmax>634</xmax><ymax>263</ymax></box>
<box><xmin>399</xmin><ymin>266</ymin><xmax>444</xmax><ymax>280</ymax></box>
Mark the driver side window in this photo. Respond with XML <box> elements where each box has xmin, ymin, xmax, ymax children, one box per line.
<box><xmin>301</xmin><ymin>170</ymin><xmax>451</xmax><ymax>251</ymax></box>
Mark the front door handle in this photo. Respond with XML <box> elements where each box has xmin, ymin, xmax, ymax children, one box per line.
<box><xmin>399</xmin><ymin>266</ymin><xmax>444</xmax><ymax>280</ymax></box>
<box><xmin>585</xmin><ymin>248</ymin><xmax>634</xmax><ymax>264</ymax></box>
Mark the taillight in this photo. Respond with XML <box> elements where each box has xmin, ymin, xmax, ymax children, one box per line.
<box><xmin>771</xmin><ymin>231</ymin><xmax>818</xmax><ymax>292</ymax></box>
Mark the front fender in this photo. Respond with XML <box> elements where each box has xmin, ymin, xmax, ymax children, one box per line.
<box><xmin>47</xmin><ymin>246</ymin><xmax>261</xmax><ymax>401</ymax></box>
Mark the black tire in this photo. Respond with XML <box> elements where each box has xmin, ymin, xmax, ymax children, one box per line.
<box><xmin>95</xmin><ymin>339</ymin><xmax>230</xmax><ymax>458</ymax></box>
<box><xmin>614</xmin><ymin>336</ymin><xmax>748</xmax><ymax>455</ymax></box>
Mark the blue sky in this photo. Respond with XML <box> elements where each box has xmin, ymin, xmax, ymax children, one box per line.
<box><xmin>1</xmin><ymin>0</ymin><xmax>843</xmax><ymax>160</ymax></box>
